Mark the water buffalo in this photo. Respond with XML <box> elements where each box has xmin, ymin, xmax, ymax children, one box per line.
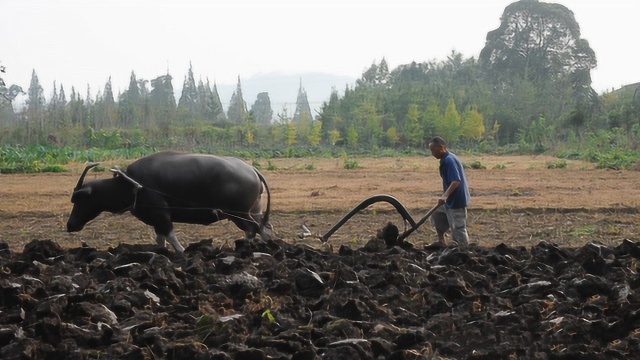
<box><xmin>67</xmin><ymin>151</ymin><xmax>271</xmax><ymax>252</ymax></box>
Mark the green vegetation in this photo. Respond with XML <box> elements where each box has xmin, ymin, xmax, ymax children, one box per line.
<box><xmin>0</xmin><ymin>144</ymin><xmax>154</xmax><ymax>173</ymax></box>
<box><xmin>466</xmin><ymin>160</ymin><xmax>487</xmax><ymax>170</ymax></box>
<box><xmin>1</xmin><ymin>1</ymin><xmax>638</xmax><ymax>173</ymax></box>
<box><xmin>547</xmin><ymin>159</ymin><xmax>568</xmax><ymax>169</ymax></box>
<box><xmin>570</xmin><ymin>225</ymin><xmax>597</xmax><ymax>237</ymax></box>
<box><xmin>343</xmin><ymin>157</ymin><xmax>359</xmax><ymax>170</ymax></box>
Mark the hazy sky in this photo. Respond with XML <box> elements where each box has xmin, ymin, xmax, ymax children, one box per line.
<box><xmin>2</xmin><ymin>0</ymin><xmax>639</xmax><ymax>101</ymax></box>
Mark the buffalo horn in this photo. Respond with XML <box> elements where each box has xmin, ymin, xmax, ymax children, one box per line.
<box><xmin>75</xmin><ymin>162</ymin><xmax>99</xmax><ymax>190</ymax></box>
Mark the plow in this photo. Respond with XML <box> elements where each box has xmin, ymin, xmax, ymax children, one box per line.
<box><xmin>319</xmin><ymin>194</ymin><xmax>442</xmax><ymax>243</ymax></box>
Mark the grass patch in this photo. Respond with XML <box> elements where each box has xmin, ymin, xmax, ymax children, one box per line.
<box><xmin>570</xmin><ymin>225</ymin><xmax>597</xmax><ymax>237</ymax></box>
<box><xmin>546</xmin><ymin>159</ymin><xmax>567</xmax><ymax>169</ymax></box>
<box><xmin>343</xmin><ymin>158</ymin><xmax>359</xmax><ymax>170</ymax></box>
<box><xmin>41</xmin><ymin>164</ymin><xmax>67</xmax><ymax>173</ymax></box>
<box><xmin>466</xmin><ymin>160</ymin><xmax>486</xmax><ymax>170</ymax></box>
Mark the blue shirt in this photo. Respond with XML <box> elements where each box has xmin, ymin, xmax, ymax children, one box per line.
<box><xmin>439</xmin><ymin>151</ymin><xmax>470</xmax><ymax>209</ymax></box>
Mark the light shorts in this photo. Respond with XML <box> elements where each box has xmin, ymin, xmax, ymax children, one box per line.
<box><xmin>430</xmin><ymin>206</ymin><xmax>469</xmax><ymax>246</ymax></box>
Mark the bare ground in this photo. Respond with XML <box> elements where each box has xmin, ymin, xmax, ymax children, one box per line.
<box><xmin>1</xmin><ymin>155</ymin><xmax>638</xmax><ymax>252</ymax></box>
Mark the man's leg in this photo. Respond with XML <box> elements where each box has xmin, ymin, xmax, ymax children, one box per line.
<box><xmin>430</xmin><ymin>206</ymin><xmax>450</xmax><ymax>244</ymax></box>
<box><xmin>447</xmin><ymin>207</ymin><xmax>469</xmax><ymax>246</ymax></box>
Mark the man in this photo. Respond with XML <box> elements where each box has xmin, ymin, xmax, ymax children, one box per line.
<box><xmin>428</xmin><ymin>136</ymin><xmax>470</xmax><ymax>246</ymax></box>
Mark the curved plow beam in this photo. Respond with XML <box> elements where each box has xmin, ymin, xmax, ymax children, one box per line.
<box><xmin>320</xmin><ymin>194</ymin><xmax>417</xmax><ymax>242</ymax></box>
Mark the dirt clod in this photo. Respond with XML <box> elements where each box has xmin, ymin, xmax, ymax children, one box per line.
<box><xmin>2</xmin><ymin>237</ymin><xmax>640</xmax><ymax>359</ymax></box>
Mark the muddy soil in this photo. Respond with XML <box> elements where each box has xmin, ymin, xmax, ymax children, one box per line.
<box><xmin>1</xmin><ymin>236</ymin><xmax>640</xmax><ymax>359</ymax></box>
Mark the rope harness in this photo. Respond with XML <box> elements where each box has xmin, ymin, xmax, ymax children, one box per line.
<box><xmin>109</xmin><ymin>166</ymin><xmax>261</xmax><ymax>227</ymax></box>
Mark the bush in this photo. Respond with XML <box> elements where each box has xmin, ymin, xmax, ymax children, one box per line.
<box><xmin>588</xmin><ymin>150</ymin><xmax>639</xmax><ymax>170</ymax></box>
<box><xmin>41</xmin><ymin>164</ymin><xmax>67</xmax><ymax>173</ymax></box>
<box><xmin>546</xmin><ymin>159</ymin><xmax>567</xmax><ymax>169</ymax></box>
<box><xmin>343</xmin><ymin>158</ymin><xmax>359</xmax><ymax>170</ymax></box>
<box><xmin>466</xmin><ymin>160</ymin><xmax>486</xmax><ymax>170</ymax></box>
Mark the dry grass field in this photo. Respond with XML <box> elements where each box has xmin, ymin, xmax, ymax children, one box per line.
<box><xmin>1</xmin><ymin>154</ymin><xmax>638</xmax><ymax>252</ymax></box>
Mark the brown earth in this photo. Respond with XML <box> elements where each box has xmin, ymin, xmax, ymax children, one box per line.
<box><xmin>0</xmin><ymin>155</ymin><xmax>638</xmax><ymax>252</ymax></box>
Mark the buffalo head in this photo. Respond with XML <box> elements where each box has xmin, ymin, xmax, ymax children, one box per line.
<box><xmin>67</xmin><ymin>162</ymin><xmax>102</xmax><ymax>232</ymax></box>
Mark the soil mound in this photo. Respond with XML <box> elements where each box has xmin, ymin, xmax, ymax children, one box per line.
<box><xmin>1</xmin><ymin>237</ymin><xmax>640</xmax><ymax>359</ymax></box>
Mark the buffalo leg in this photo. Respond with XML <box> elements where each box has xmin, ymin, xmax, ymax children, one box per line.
<box><xmin>166</xmin><ymin>231</ymin><xmax>185</xmax><ymax>253</ymax></box>
<box><xmin>231</xmin><ymin>216</ymin><xmax>259</xmax><ymax>240</ymax></box>
<box><xmin>155</xmin><ymin>233</ymin><xmax>166</xmax><ymax>247</ymax></box>
<box><xmin>155</xmin><ymin>229</ymin><xmax>184</xmax><ymax>253</ymax></box>
<box><xmin>251</xmin><ymin>212</ymin><xmax>272</xmax><ymax>241</ymax></box>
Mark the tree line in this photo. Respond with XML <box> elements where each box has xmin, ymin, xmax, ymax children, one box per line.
<box><xmin>1</xmin><ymin>0</ymin><xmax>639</xmax><ymax>154</ymax></box>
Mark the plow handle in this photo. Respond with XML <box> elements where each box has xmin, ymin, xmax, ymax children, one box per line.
<box><xmin>396</xmin><ymin>203</ymin><xmax>443</xmax><ymax>242</ymax></box>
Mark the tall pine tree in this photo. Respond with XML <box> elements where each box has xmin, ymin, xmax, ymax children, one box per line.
<box><xmin>26</xmin><ymin>69</ymin><xmax>46</xmax><ymax>141</ymax></box>
<box><xmin>293</xmin><ymin>80</ymin><xmax>313</xmax><ymax>123</ymax></box>
<box><xmin>178</xmin><ymin>63</ymin><xmax>199</xmax><ymax>121</ymax></box>
<box><xmin>211</xmin><ymin>82</ymin><xmax>226</xmax><ymax>122</ymax></box>
<box><xmin>227</xmin><ymin>76</ymin><xmax>247</xmax><ymax>124</ymax></box>
<box><xmin>118</xmin><ymin>71</ymin><xmax>142</xmax><ymax>127</ymax></box>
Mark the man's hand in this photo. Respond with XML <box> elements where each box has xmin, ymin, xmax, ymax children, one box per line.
<box><xmin>437</xmin><ymin>196</ymin><xmax>447</xmax><ymax>205</ymax></box>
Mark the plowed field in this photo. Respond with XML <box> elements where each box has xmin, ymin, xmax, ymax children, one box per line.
<box><xmin>1</xmin><ymin>155</ymin><xmax>638</xmax><ymax>251</ymax></box>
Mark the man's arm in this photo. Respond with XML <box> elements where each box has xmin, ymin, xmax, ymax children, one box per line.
<box><xmin>438</xmin><ymin>180</ymin><xmax>460</xmax><ymax>205</ymax></box>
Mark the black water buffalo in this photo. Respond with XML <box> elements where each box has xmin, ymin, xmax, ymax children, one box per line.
<box><xmin>67</xmin><ymin>151</ymin><xmax>271</xmax><ymax>252</ymax></box>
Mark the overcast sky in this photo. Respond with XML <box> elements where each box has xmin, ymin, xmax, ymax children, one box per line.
<box><xmin>2</xmin><ymin>0</ymin><xmax>639</xmax><ymax>101</ymax></box>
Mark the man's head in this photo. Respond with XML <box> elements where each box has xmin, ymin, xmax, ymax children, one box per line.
<box><xmin>429</xmin><ymin>136</ymin><xmax>447</xmax><ymax>159</ymax></box>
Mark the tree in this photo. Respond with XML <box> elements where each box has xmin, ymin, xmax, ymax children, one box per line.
<box><xmin>479</xmin><ymin>0</ymin><xmax>596</xmax><ymax>90</ymax></box>
<box><xmin>178</xmin><ymin>63</ymin><xmax>199</xmax><ymax>119</ymax></box>
<box><xmin>69</xmin><ymin>87</ymin><xmax>85</xmax><ymax>127</ymax></box>
<box><xmin>94</xmin><ymin>77</ymin><xmax>117</xmax><ymax>128</ymax></box>
<box><xmin>48</xmin><ymin>82</ymin><xmax>69</xmax><ymax>130</ymax></box>
<box><xmin>26</xmin><ymin>70</ymin><xmax>46</xmax><ymax>141</ymax></box>
<box><xmin>357</xmin><ymin>59</ymin><xmax>390</xmax><ymax>87</ymax></box>
<box><xmin>251</xmin><ymin>92</ymin><xmax>273</xmax><ymax>126</ymax></box>
<box><xmin>227</xmin><ymin>76</ymin><xmax>247</xmax><ymax>124</ymax></box>
<box><xmin>149</xmin><ymin>74</ymin><xmax>176</xmax><ymax>128</ymax></box>
<box><xmin>307</xmin><ymin>120</ymin><xmax>322</xmax><ymax>146</ymax></box>
<box><xmin>0</xmin><ymin>84</ymin><xmax>23</xmax><ymax>125</ymax></box>
<box><xmin>293</xmin><ymin>81</ymin><xmax>313</xmax><ymax>123</ymax></box>
<box><xmin>404</xmin><ymin>103</ymin><xmax>423</xmax><ymax>147</ymax></box>
<box><xmin>437</xmin><ymin>98</ymin><xmax>461</xmax><ymax>144</ymax></box>
<box><xmin>286</xmin><ymin>122</ymin><xmax>296</xmax><ymax>147</ymax></box>
<box><xmin>211</xmin><ymin>82</ymin><xmax>226</xmax><ymax>122</ymax></box>
<box><xmin>355</xmin><ymin>100</ymin><xmax>382</xmax><ymax>147</ymax></box>
<box><xmin>319</xmin><ymin>89</ymin><xmax>343</xmax><ymax>140</ymax></box>
<box><xmin>386</xmin><ymin>127</ymin><xmax>399</xmax><ymax>147</ymax></box>
<box><xmin>346</xmin><ymin>124</ymin><xmax>358</xmax><ymax>148</ymax></box>
<box><xmin>328</xmin><ymin>129</ymin><xmax>341</xmax><ymax>146</ymax></box>
<box><xmin>118</xmin><ymin>71</ymin><xmax>142</xmax><ymax>127</ymax></box>
<box><xmin>197</xmin><ymin>79</ymin><xmax>224</xmax><ymax>122</ymax></box>
<box><xmin>377</xmin><ymin>58</ymin><xmax>390</xmax><ymax>85</ymax></box>
<box><xmin>422</xmin><ymin>100</ymin><xmax>441</xmax><ymax>142</ymax></box>
<box><xmin>459</xmin><ymin>105</ymin><xmax>486</xmax><ymax>141</ymax></box>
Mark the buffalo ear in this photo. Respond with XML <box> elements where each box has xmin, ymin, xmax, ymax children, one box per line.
<box><xmin>71</xmin><ymin>187</ymin><xmax>92</xmax><ymax>202</ymax></box>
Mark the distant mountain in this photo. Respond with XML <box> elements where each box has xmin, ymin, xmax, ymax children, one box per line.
<box><xmin>214</xmin><ymin>72</ymin><xmax>357</xmax><ymax>119</ymax></box>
